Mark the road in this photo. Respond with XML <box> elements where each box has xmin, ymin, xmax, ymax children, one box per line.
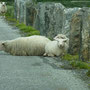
<box><xmin>0</xmin><ymin>17</ymin><xmax>89</xmax><ymax>90</ymax></box>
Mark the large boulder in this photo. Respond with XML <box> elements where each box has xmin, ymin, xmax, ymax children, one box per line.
<box><xmin>69</xmin><ymin>10</ymin><xmax>82</xmax><ymax>54</ymax></box>
<box><xmin>14</xmin><ymin>0</ymin><xmax>33</xmax><ymax>24</ymax></box>
<box><xmin>14</xmin><ymin>0</ymin><xmax>21</xmax><ymax>20</ymax></box>
<box><xmin>25</xmin><ymin>2</ymin><xmax>37</xmax><ymax>26</ymax></box>
<box><xmin>62</xmin><ymin>8</ymin><xmax>81</xmax><ymax>37</ymax></box>
<box><xmin>33</xmin><ymin>2</ymin><xmax>65</xmax><ymax>38</ymax></box>
<box><xmin>69</xmin><ymin>8</ymin><xmax>90</xmax><ymax>61</ymax></box>
<box><xmin>81</xmin><ymin>8</ymin><xmax>90</xmax><ymax>61</ymax></box>
<box><xmin>14</xmin><ymin>1</ymin><xmax>81</xmax><ymax>38</ymax></box>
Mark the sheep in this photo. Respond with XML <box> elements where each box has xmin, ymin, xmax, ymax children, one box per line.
<box><xmin>0</xmin><ymin>2</ymin><xmax>7</xmax><ymax>14</ymax></box>
<box><xmin>0</xmin><ymin>35</ymin><xmax>51</xmax><ymax>56</ymax></box>
<box><xmin>44</xmin><ymin>38</ymin><xmax>69</xmax><ymax>57</ymax></box>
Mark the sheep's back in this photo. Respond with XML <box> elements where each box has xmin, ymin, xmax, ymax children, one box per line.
<box><xmin>4</xmin><ymin>36</ymin><xmax>51</xmax><ymax>56</ymax></box>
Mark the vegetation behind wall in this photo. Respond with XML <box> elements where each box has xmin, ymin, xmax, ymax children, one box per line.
<box><xmin>37</xmin><ymin>0</ymin><xmax>90</xmax><ymax>7</ymax></box>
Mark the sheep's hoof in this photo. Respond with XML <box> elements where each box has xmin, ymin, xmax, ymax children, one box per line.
<box><xmin>43</xmin><ymin>53</ymin><xmax>47</xmax><ymax>56</ymax></box>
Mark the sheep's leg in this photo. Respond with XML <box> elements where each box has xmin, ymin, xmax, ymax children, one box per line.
<box><xmin>61</xmin><ymin>52</ymin><xmax>65</xmax><ymax>57</ymax></box>
<box><xmin>43</xmin><ymin>53</ymin><xmax>47</xmax><ymax>56</ymax></box>
<box><xmin>48</xmin><ymin>53</ymin><xmax>54</xmax><ymax>57</ymax></box>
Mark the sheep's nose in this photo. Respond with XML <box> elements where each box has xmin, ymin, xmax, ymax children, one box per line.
<box><xmin>60</xmin><ymin>44</ymin><xmax>62</xmax><ymax>47</ymax></box>
<box><xmin>60</xmin><ymin>44</ymin><xmax>64</xmax><ymax>48</ymax></box>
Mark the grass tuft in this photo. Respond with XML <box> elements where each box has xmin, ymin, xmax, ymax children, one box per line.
<box><xmin>86</xmin><ymin>70</ymin><xmax>90</xmax><ymax>77</ymax></box>
<box><xmin>62</xmin><ymin>54</ymin><xmax>79</xmax><ymax>61</ymax></box>
<box><xmin>62</xmin><ymin>54</ymin><xmax>90</xmax><ymax>70</ymax></box>
<box><xmin>70</xmin><ymin>61</ymin><xmax>90</xmax><ymax>69</ymax></box>
<box><xmin>15</xmin><ymin>22</ymin><xmax>40</xmax><ymax>36</ymax></box>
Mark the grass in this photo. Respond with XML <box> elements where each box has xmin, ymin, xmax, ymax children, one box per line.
<box><xmin>62</xmin><ymin>54</ymin><xmax>90</xmax><ymax>73</ymax></box>
<box><xmin>62</xmin><ymin>54</ymin><xmax>79</xmax><ymax>61</ymax></box>
<box><xmin>5</xmin><ymin>5</ymin><xmax>17</xmax><ymax>24</ymax></box>
<box><xmin>5</xmin><ymin>5</ymin><xmax>14</xmax><ymax>18</ymax></box>
<box><xmin>86</xmin><ymin>70</ymin><xmax>90</xmax><ymax>77</ymax></box>
<box><xmin>15</xmin><ymin>22</ymin><xmax>40</xmax><ymax>36</ymax></box>
<box><xmin>6</xmin><ymin>19</ymin><xmax>40</xmax><ymax>36</ymax></box>
<box><xmin>70</xmin><ymin>60</ymin><xmax>90</xmax><ymax>69</ymax></box>
<box><xmin>37</xmin><ymin>0</ymin><xmax>90</xmax><ymax>7</ymax></box>
<box><xmin>5</xmin><ymin>18</ymin><xmax>17</xmax><ymax>23</ymax></box>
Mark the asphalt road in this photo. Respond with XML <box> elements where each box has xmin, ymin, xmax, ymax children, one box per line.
<box><xmin>0</xmin><ymin>17</ymin><xmax>89</xmax><ymax>90</ymax></box>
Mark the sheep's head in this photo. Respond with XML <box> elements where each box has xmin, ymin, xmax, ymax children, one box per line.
<box><xmin>1</xmin><ymin>2</ymin><xmax>6</xmax><ymax>6</ymax></box>
<box><xmin>0</xmin><ymin>41</ymin><xmax>6</xmax><ymax>51</ymax></box>
<box><xmin>57</xmin><ymin>39</ymin><xmax>68</xmax><ymax>48</ymax></box>
<box><xmin>54</xmin><ymin>34</ymin><xmax>67</xmax><ymax>40</ymax></box>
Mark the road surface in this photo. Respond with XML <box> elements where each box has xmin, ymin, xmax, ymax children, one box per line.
<box><xmin>0</xmin><ymin>17</ymin><xmax>89</xmax><ymax>90</ymax></box>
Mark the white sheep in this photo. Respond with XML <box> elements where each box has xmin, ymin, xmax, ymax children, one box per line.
<box><xmin>0</xmin><ymin>2</ymin><xmax>7</xmax><ymax>14</ymax></box>
<box><xmin>44</xmin><ymin>38</ymin><xmax>69</xmax><ymax>57</ymax></box>
<box><xmin>0</xmin><ymin>35</ymin><xmax>51</xmax><ymax>56</ymax></box>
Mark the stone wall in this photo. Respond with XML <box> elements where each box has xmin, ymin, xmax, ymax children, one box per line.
<box><xmin>81</xmin><ymin>8</ymin><xmax>90</xmax><ymax>61</ymax></box>
<box><xmin>69</xmin><ymin>8</ymin><xmax>90</xmax><ymax>60</ymax></box>
<box><xmin>62</xmin><ymin>8</ymin><xmax>81</xmax><ymax>37</ymax></box>
<box><xmin>14</xmin><ymin>0</ymin><xmax>81</xmax><ymax>38</ymax></box>
<box><xmin>69</xmin><ymin>10</ymin><xmax>82</xmax><ymax>54</ymax></box>
<box><xmin>14</xmin><ymin>0</ymin><xmax>90</xmax><ymax>60</ymax></box>
<box><xmin>14</xmin><ymin>0</ymin><xmax>33</xmax><ymax>24</ymax></box>
<box><xmin>34</xmin><ymin>2</ymin><xmax>65</xmax><ymax>38</ymax></box>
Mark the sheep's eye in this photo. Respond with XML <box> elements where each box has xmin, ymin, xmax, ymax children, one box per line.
<box><xmin>2</xmin><ymin>43</ymin><xmax>5</xmax><ymax>46</ymax></box>
<box><xmin>64</xmin><ymin>40</ymin><xmax>67</xmax><ymax>42</ymax></box>
<box><xmin>61</xmin><ymin>37</ymin><xmax>64</xmax><ymax>39</ymax></box>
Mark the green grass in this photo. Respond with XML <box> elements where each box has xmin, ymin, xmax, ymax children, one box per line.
<box><xmin>5</xmin><ymin>5</ymin><xmax>16</xmax><ymax>24</ymax></box>
<box><xmin>6</xmin><ymin>19</ymin><xmax>40</xmax><ymax>36</ymax></box>
<box><xmin>5</xmin><ymin>5</ymin><xmax>14</xmax><ymax>18</ymax></box>
<box><xmin>86</xmin><ymin>70</ymin><xmax>90</xmax><ymax>77</ymax></box>
<box><xmin>37</xmin><ymin>0</ymin><xmax>90</xmax><ymax>7</ymax></box>
<box><xmin>26</xmin><ymin>31</ymin><xmax>40</xmax><ymax>36</ymax></box>
<box><xmin>70</xmin><ymin>60</ymin><xmax>90</xmax><ymax>69</ymax></box>
<box><xmin>62</xmin><ymin>54</ymin><xmax>90</xmax><ymax>70</ymax></box>
<box><xmin>5</xmin><ymin>18</ymin><xmax>17</xmax><ymax>22</ymax></box>
<box><xmin>62</xmin><ymin>54</ymin><xmax>79</xmax><ymax>61</ymax></box>
<box><xmin>15</xmin><ymin>22</ymin><xmax>40</xmax><ymax>36</ymax></box>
